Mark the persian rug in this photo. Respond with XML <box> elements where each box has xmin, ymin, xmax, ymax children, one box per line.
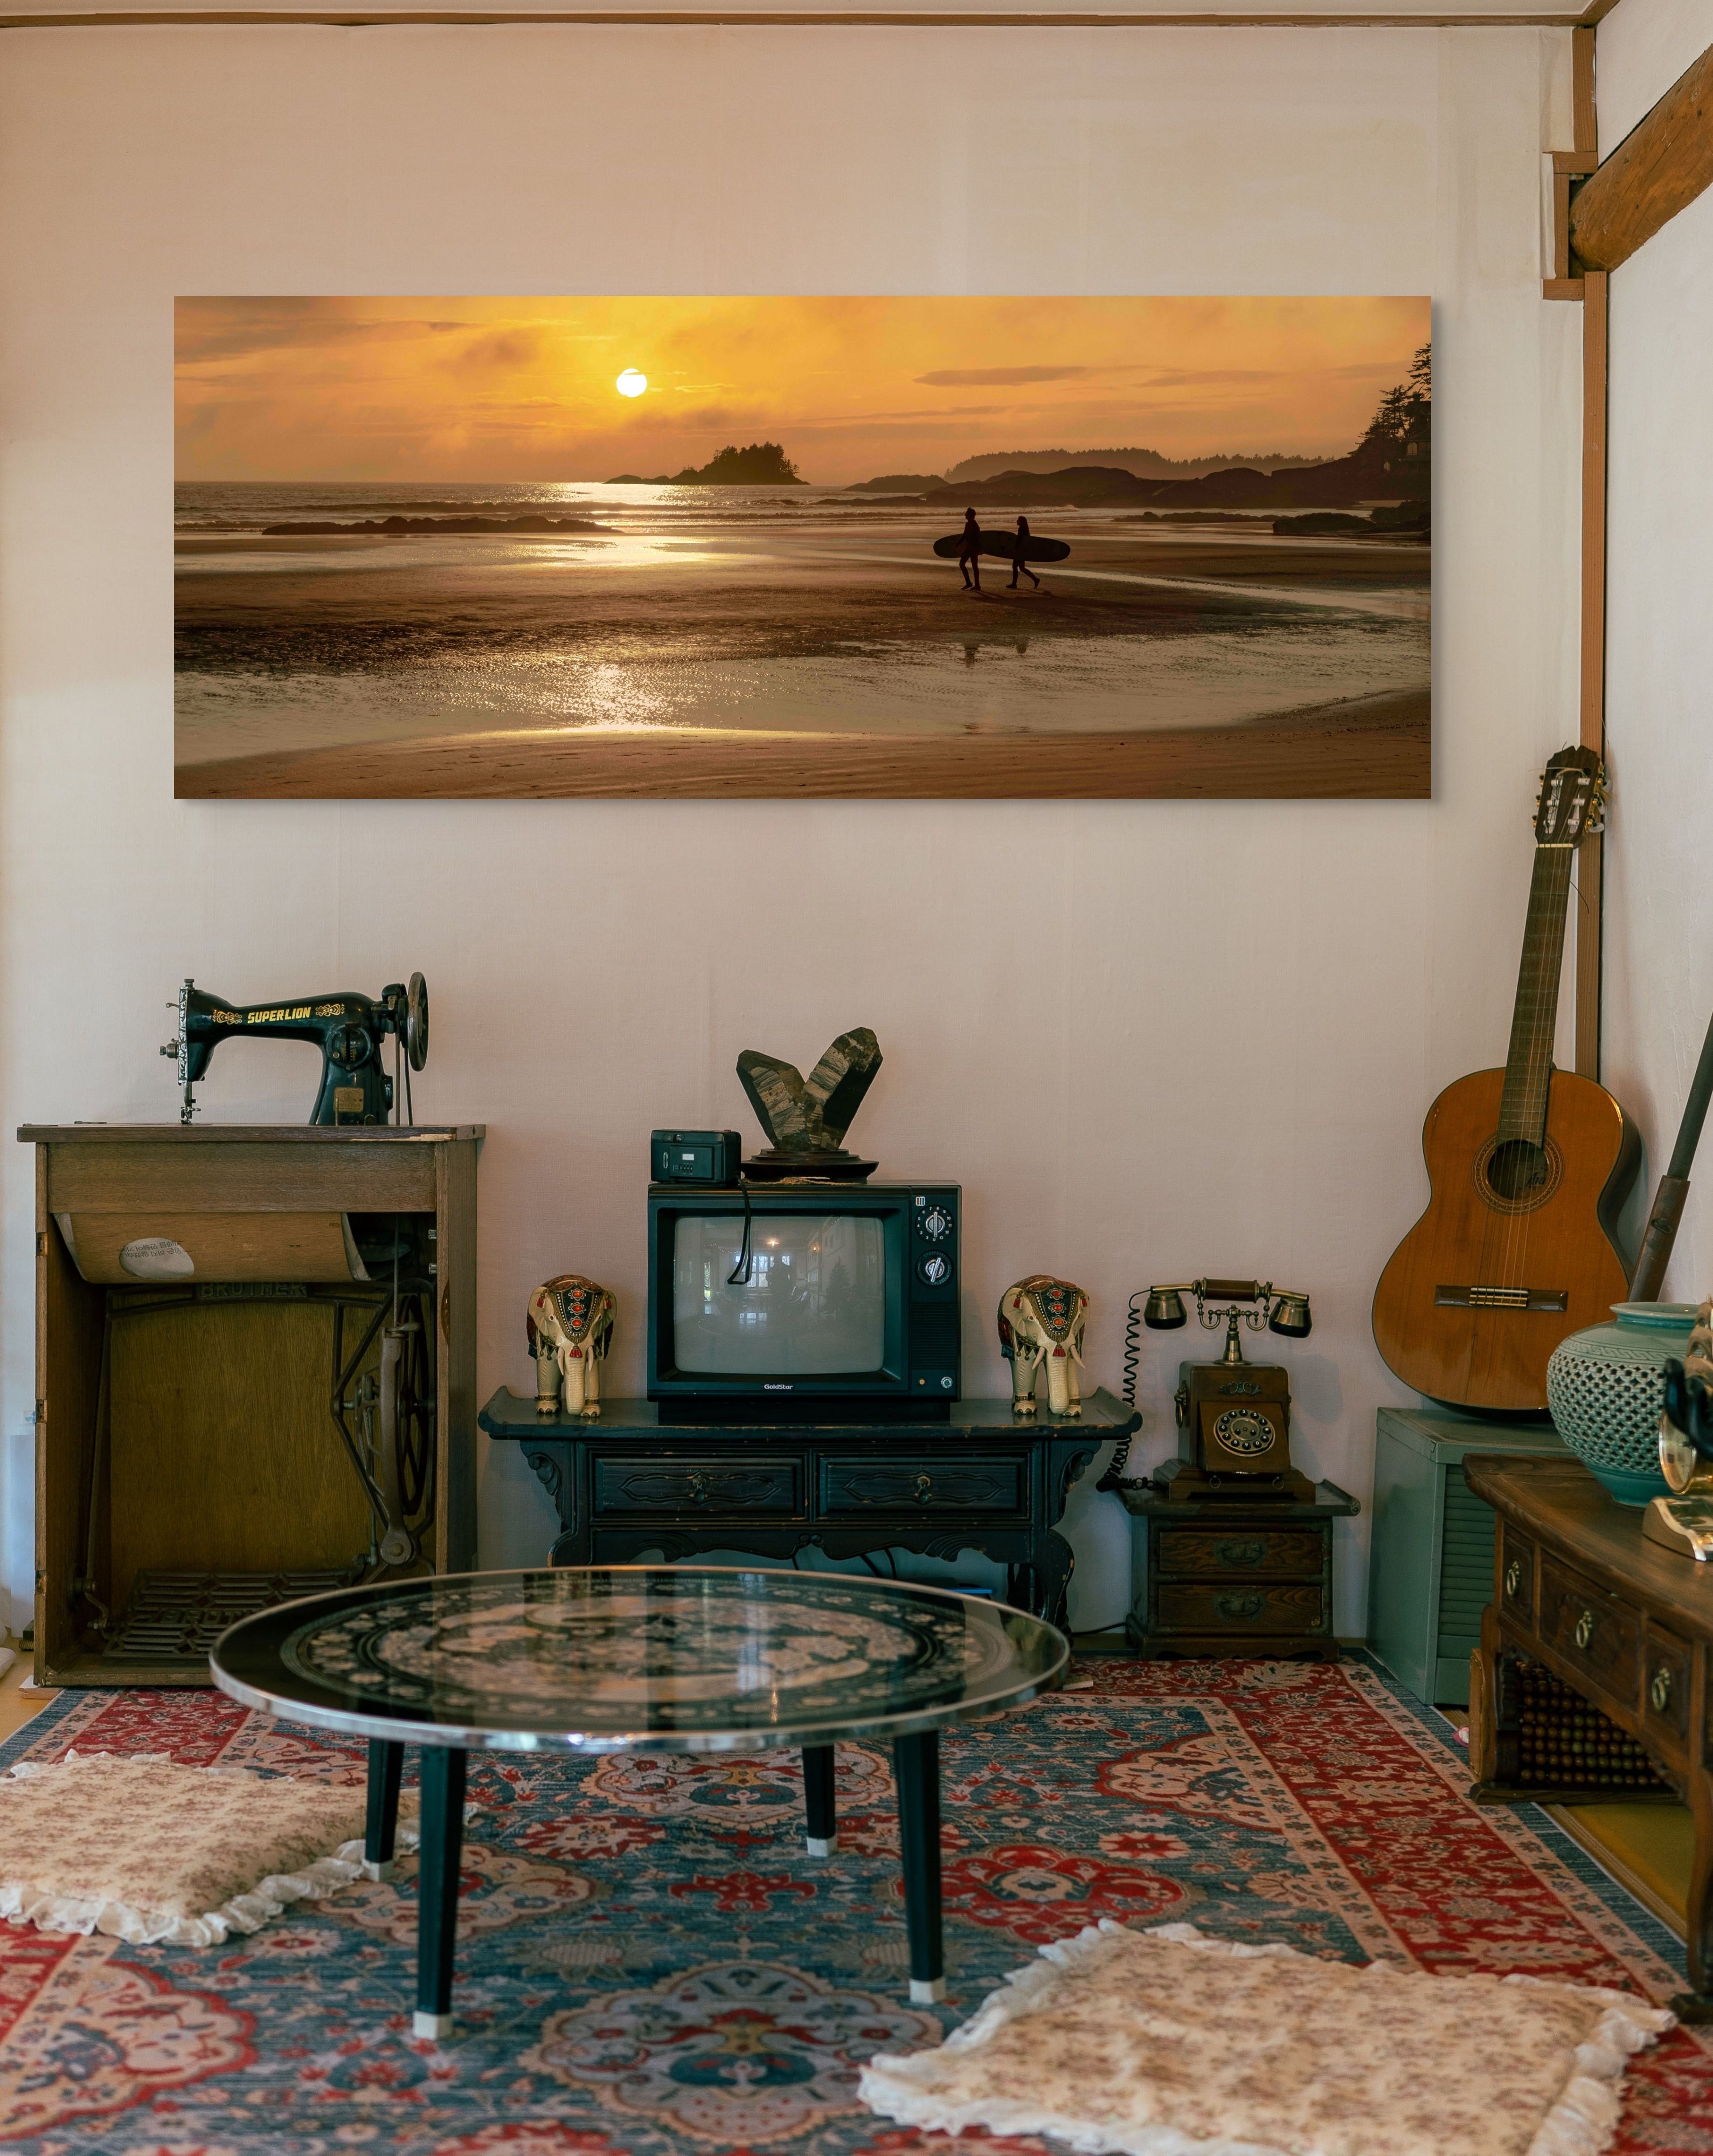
<box><xmin>0</xmin><ymin>1655</ymin><xmax>1707</xmax><ymax>2156</ymax></box>
<box><xmin>859</xmin><ymin>1918</ymin><xmax>1673</xmax><ymax>2156</ymax></box>
<box><xmin>0</xmin><ymin>1749</ymin><xmax>418</xmax><ymax>1945</ymax></box>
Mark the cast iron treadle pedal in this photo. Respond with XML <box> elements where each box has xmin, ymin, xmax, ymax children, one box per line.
<box><xmin>103</xmin><ymin>1568</ymin><xmax>355</xmax><ymax>1661</ymax></box>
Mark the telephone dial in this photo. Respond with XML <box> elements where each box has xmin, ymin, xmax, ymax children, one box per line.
<box><xmin>1142</xmin><ymin>1277</ymin><xmax>1315</xmax><ymax>1502</ymax></box>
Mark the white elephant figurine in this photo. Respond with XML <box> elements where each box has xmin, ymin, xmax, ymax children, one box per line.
<box><xmin>998</xmin><ymin>1276</ymin><xmax>1089</xmax><ymax>1419</ymax></box>
<box><xmin>527</xmin><ymin>1274</ymin><xmax>615</xmax><ymax>1419</ymax></box>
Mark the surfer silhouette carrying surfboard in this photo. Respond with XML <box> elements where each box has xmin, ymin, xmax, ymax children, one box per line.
<box><xmin>957</xmin><ymin>507</ymin><xmax>982</xmax><ymax>592</ymax></box>
<box><xmin>1008</xmin><ymin>515</ymin><xmax>1042</xmax><ymax>591</ymax></box>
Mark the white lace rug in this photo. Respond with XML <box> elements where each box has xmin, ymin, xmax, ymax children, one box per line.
<box><xmin>859</xmin><ymin>1920</ymin><xmax>1675</xmax><ymax>2156</ymax></box>
<box><xmin>0</xmin><ymin>1750</ymin><xmax>418</xmax><ymax>1946</ymax></box>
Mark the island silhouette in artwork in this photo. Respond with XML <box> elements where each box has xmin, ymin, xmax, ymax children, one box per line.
<box><xmin>604</xmin><ymin>441</ymin><xmax>807</xmax><ymax>487</ymax></box>
<box><xmin>173</xmin><ymin>296</ymin><xmax>1431</xmax><ymax>799</ymax></box>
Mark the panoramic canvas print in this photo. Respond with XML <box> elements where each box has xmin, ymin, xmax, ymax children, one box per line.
<box><xmin>174</xmin><ymin>296</ymin><xmax>1431</xmax><ymax>798</ymax></box>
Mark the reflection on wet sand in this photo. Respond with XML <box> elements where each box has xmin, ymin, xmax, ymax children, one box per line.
<box><xmin>175</xmin><ymin>481</ymin><xmax>1430</xmax><ymax>792</ymax></box>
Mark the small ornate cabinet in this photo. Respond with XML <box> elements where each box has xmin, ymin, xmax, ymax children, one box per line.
<box><xmin>1121</xmin><ymin>1478</ymin><xmax>1359</xmax><ymax>1659</ymax></box>
<box><xmin>477</xmin><ymin>1388</ymin><xmax>1140</xmax><ymax>1627</ymax></box>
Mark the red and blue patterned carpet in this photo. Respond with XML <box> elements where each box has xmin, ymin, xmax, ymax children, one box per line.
<box><xmin>2</xmin><ymin>1655</ymin><xmax>1709</xmax><ymax>2153</ymax></box>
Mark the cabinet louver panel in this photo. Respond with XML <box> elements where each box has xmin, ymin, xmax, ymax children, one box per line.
<box><xmin>1435</xmin><ymin>1467</ymin><xmax>1498</xmax><ymax>1647</ymax></box>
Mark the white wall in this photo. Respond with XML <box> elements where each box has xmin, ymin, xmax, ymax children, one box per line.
<box><xmin>1598</xmin><ymin>0</ymin><xmax>1713</xmax><ymax>1303</ymax></box>
<box><xmin>0</xmin><ymin>22</ymin><xmax>1579</xmax><ymax>1636</ymax></box>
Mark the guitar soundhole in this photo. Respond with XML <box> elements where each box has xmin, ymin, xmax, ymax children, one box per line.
<box><xmin>1475</xmin><ymin>1135</ymin><xmax>1565</xmax><ymax>1213</ymax></box>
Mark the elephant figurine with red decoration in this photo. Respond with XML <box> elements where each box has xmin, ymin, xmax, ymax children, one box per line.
<box><xmin>997</xmin><ymin>1275</ymin><xmax>1090</xmax><ymax>1419</ymax></box>
<box><xmin>528</xmin><ymin>1274</ymin><xmax>615</xmax><ymax>1419</ymax></box>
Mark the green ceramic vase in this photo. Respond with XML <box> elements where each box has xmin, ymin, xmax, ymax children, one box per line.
<box><xmin>1545</xmin><ymin>1302</ymin><xmax>1699</xmax><ymax>1506</ymax></box>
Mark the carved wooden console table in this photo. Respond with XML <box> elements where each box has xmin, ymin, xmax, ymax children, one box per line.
<box><xmin>1464</xmin><ymin>1453</ymin><xmax>1713</xmax><ymax>2020</ymax></box>
<box><xmin>477</xmin><ymin>1388</ymin><xmax>1139</xmax><ymax>1627</ymax></box>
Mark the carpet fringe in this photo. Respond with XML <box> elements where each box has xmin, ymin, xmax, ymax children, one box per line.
<box><xmin>857</xmin><ymin>1919</ymin><xmax>1676</xmax><ymax>2156</ymax></box>
<box><xmin>0</xmin><ymin>1749</ymin><xmax>421</xmax><ymax>1948</ymax></box>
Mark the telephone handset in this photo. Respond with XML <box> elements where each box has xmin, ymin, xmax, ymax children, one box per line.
<box><xmin>1106</xmin><ymin>1277</ymin><xmax>1315</xmax><ymax>1501</ymax></box>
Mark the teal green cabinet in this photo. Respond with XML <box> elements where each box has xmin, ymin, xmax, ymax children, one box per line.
<box><xmin>1367</xmin><ymin>1409</ymin><xmax>1569</xmax><ymax>1706</ymax></box>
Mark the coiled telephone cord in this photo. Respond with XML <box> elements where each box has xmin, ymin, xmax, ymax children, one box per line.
<box><xmin>1095</xmin><ymin>1291</ymin><xmax>1147</xmax><ymax>1492</ymax></box>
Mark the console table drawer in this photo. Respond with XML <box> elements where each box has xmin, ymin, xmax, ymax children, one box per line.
<box><xmin>820</xmin><ymin>1456</ymin><xmax>1027</xmax><ymax>1517</ymax></box>
<box><xmin>1539</xmin><ymin>1555</ymin><xmax>1641</xmax><ymax>1707</ymax></box>
<box><xmin>1499</xmin><ymin>1526</ymin><xmax>1537</xmax><ymax>1624</ymax></box>
<box><xmin>593</xmin><ymin>1457</ymin><xmax>801</xmax><ymax>1517</ymax></box>
<box><xmin>1643</xmin><ymin>1626</ymin><xmax>1693</xmax><ymax>1754</ymax></box>
<box><xmin>1156</xmin><ymin>1528</ymin><xmax>1323</xmax><ymax>1579</ymax></box>
<box><xmin>1156</xmin><ymin>1580</ymin><xmax>1325</xmax><ymax>1633</ymax></box>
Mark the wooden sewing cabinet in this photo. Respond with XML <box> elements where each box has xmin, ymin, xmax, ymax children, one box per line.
<box><xmin>22</xmin><ymin>1124</ymin><xmax>481</xmax><ymax>1688</ymax></box>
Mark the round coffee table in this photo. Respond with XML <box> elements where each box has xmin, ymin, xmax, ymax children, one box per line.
<box><xmin>210</xmin><ymin>1565</ymin><xmax>1067</xmax><ymax>2036</ymax></box>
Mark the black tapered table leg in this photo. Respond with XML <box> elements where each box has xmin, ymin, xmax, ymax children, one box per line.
<box><xmin>893</xmin><ymin>1730</ymin><xmax>944</xmax><ymax>2004</ymax></box>
<box><xmin>802</xmin><ymin>1744</ymin><xmax>837</xmax><ymax>1856</ymax></box>
<box><xmin>364</xmin><ymin>1739</ymin><xmax>405</xmax><ymax>1880</ymax></box>
<box><xmin>414</xmin><ymin>1746</ymin><xmax>467</xmax><ymax>2040</ymax></box>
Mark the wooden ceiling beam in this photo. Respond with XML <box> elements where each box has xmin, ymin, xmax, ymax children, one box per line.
<box><xmin>1571</xmin><ymin>39</ymin><xmax>1713</xmax><ymax>271</ymax></box>
<box><xmin>0</xmin><ymin>7</ymin><xmax>1597</xmax><ymax>25</ymax></box>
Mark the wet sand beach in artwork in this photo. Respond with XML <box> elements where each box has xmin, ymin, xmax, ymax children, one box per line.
<box><xmin>175</xmin><ymin>483</ymin><xmax>1430</xmax><ymax>798</ymax></box>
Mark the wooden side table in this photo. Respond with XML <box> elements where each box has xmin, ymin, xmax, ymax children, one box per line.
<box><xmin>477</xmin><ymin>1389</ymin><xmax>1138</xmax><ymax>1629</ymax></box>
<box><xmin>1464</xmin><ymin>1453</ymin><xmax>1713</xmax><ymax>2020</ymax></box>
<box><xmin>1120</xmin><ymin>1478</ymin><xmax>1359</xmax><ymax>1660</ymax></box>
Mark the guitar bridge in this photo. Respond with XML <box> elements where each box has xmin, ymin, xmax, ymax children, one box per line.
<box><xmin>1435</xmin><ymin>1284</ymin><xmax>1569</xmax><ymax>1312</ymax></box>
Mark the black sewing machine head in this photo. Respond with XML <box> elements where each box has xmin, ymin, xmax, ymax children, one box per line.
<box><xmin>162</xmin><ymin>975</ymin><xmax>428</xmax><ymax>1125</ymax></box>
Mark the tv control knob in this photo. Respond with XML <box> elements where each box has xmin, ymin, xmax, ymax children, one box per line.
<box><xmin>917</xmin><ymin>1252</ymin><xmax>952</xmax><ymax>1287</ymax></box>
<box><xmin>919</xmin><ymin>1205</ymin><xmax>954</xmax><ymax>1242</ymax></box>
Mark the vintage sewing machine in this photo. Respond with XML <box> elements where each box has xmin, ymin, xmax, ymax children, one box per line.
<box><xmin>162</xmin><ymin>974</ymin><xmax>429</xmax><ymax>1125</ymax></box>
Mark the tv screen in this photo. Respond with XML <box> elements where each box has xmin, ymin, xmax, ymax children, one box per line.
<box><xmin>671</xmin><ymin>1213</ymin><xmax>886</xmax><ymax>1374</ymax></box>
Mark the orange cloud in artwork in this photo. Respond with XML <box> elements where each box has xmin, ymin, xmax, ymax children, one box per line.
<box><xmin>174</xmin><ymin>295</ymin><xmax>1430</xmax><ymax>486</ymax></box>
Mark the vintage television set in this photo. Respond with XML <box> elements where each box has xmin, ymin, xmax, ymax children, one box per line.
<box><xmin>647</xmin><ymin>1183</ymin><xmax>960</xmax><ymax>1421</ymax></box>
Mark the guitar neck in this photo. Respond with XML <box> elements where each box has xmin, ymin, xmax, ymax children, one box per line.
<box><xmin>1497</xmin><ymin>844</ymin><xmax>1577</xmax><ymax>1145</ymax></box>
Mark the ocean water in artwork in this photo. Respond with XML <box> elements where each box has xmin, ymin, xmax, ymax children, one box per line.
<box><xmin>176</xmin><ymin>482</ymin><xmax>1428</xmax><ymax>764</ymax></box>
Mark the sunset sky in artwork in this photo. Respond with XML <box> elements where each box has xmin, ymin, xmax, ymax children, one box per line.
<box><xmin>175</xmin><ymin>295</ymin><xmax>1431</xmax><ymax>485</ymax></box>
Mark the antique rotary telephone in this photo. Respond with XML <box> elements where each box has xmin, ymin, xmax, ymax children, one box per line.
<box><xmin>162</xmin><ymin>974</ymin><xmax>429</xmax><ymax>1125</ymax></box>
<box><xmin>1143</xmin><ymin>1277</ymin><xmax>1315</xmax><ymax>1501</ymax></box>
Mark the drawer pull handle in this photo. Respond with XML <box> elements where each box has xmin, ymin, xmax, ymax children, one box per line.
<box><xmin>1574</xmin><ymin>1609</ymin><xmax>1595</xmax><ymax>1650</ymax></box>
<box><xmin>1504</xmin><ymin>1559</ymin><xmax>1522</xmax><ymax>1599</ymax></box>
<box><xmin>1213</xmin><ymin>1590</ymin><xmax>1267</xmax><ymax>1622</ymax></box>
<box><xmin>688</xmin><ymin>1473</ymin><xmax>709</xmax><ymax>1505</ymax></box>
<box><xmin>1650</xmin><ymin>1666</ymin><xmax>1673</xmax><ymax>1715</ymax></box>
<box><xmin>1216</xmin><ymin>1539</ymin><xmax>1267</xmax><ymax>1567</ymax></box>
<box><xmin>914</xmin><ymin>1473</ymin><xmax>933</xmax><ymax>1504</ymax></box>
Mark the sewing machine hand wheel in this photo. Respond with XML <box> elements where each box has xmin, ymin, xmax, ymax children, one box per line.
<box><xmin>406</xmin><ymin>973</ymin><xmax>429</xmax><ymax>1071</ymax></box>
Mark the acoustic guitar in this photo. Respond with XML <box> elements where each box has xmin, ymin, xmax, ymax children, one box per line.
<box><xmin>1372</xmin><ymin>746</ymin><xmax>1639</xmax><ymax>1413</ymax></box>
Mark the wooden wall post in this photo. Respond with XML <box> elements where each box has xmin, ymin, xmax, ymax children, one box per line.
<box><xmin>1575</xmin><ymin>267</ymin><xmax>1607</xmax><ymax>1083</ymax></box>
<box><xmin>1570</xmin><ymin>27</ymin><xmax>1606</xmax><ymax>1084</ymax></box>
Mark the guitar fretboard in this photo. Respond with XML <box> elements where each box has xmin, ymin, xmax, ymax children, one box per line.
<box><xmin>1497</xmin><ymin>844</ymin><xmax>1577</xmax><ymax>1147</ymax></box>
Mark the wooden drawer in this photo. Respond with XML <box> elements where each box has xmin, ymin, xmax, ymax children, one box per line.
<box><xmin>820</xmin><ymin>1455</ymin><xmax>1027</xmax><ymax>1517</ymax></box>
<box><xmin>1538</xmin><ymin>1554</ymin><xmax>1641</xmax><ymax>1709</ymax></box>
<box><xmin>593</xmin><ymin>1456</ymin><xmax>801</xmax><ymax>1517</ymax></box>
<box><xmin>1156</xmin><ymin>1526</ymin><xmax>1323</xmax><ymax>1579</ymax></box>
<box><xmin>1499</xmin><ymin>1525</ymin><xmax>1536</xmax><ymax>1626</ymax></box>
<box><xmin>1642</xmin><ymin>1624</ymin><xmax>1693</xmax><ymax>1756</ymax></box>
<box><xmin>1156</xmin><ymin>1580</ymin><xmax>1326</xmax><ymax>1634</ymax></box>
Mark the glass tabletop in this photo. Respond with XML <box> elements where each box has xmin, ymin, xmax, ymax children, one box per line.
<box><xmin>210</xmin><ymin>1566</ymin><xmax>1069</xmax><ymax>1753</ymax></box>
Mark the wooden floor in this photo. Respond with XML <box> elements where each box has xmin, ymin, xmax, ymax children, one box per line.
<box><xmin>0</xmin><ymin>1651</ymin><xmax>54</xmax><ymax>1743</ymax></box>
<box><xmin>1551</xmin><ymin>1801</ymin><xmax>1695</xmax><ymax>1939</ymax></box>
